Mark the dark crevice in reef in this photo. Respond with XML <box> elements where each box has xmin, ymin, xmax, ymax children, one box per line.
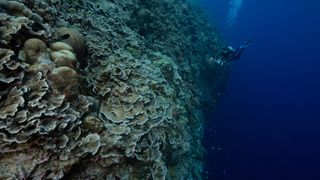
<box><xmin>0</xmin><ymin>0</ymin><xmax>229</xmax><ymax>179</ymax></box>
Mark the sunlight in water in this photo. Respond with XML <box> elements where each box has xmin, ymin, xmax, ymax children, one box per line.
<box><xmin>227</xmin><ymin>0</ymin><xmax>243</xmax><ymax>27</ymax></box>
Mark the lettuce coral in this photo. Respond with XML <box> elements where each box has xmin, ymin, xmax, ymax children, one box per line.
<box><xmin>0</xmin><ymin>0</ymin><xmax>227</xmax><ymax>179</ymax></box>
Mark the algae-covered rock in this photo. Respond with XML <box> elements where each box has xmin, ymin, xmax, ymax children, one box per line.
<box><xmin>0</xmin><ymin>0</ymin><xmax>228</xmax><ymax>179</ymax></box>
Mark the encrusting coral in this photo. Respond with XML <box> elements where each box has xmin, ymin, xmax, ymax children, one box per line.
<box><xmin>0</xmin><ymin>0</ymin><xmax>228</xmax><ymax>179</ymax></box>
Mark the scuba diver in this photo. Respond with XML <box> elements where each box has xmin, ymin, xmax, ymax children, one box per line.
<box><xmin>219</xmin><ymin>40</ymin><xmax>252</xmax><ymax>61</ymax></box>
<box><xmin>206</xmin><ymin>40</ymin><xmax>252</xmax><ymax>67</ymax></box>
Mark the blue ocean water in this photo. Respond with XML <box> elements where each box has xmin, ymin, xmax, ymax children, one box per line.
<box><xmin>200</xmin><ymin>0</ymin><xmax>320</xmax><ymax>179</ymax></box>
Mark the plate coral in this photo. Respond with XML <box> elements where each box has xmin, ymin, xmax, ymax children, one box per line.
<box><xmin>0</xmin><ymin>0</ymin><xmax>228</xmax><ymax>179</ymax></box>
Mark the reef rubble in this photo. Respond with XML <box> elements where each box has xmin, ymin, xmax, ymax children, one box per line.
<box><xmin>0</xmin><ymin>0</ymin><xmax>228</xmax><ymax>179</ymax></box>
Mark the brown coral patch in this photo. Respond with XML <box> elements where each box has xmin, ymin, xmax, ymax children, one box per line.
<box><xmin>54</xmin><ymin>27</ymin><xmax>86</xmax><ymax>59</ymax></box>
<box><xmin>49</xmin><ymin>66</ymin><xmax>79</xmax><ymax>96</ymax></box>
<box><xmin>20</xmin><ymin>38</ymin><xmax>47</xmax><ymax>65</ymax></box>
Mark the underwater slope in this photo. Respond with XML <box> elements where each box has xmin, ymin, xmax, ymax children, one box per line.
<box><xmin>0</xmin><ymin>0</ymin><xmax>227</xmax><ymax>179</ymax></box>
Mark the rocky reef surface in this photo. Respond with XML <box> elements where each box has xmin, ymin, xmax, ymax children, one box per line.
<box><xmin>0</xmin><ymin>0</ymin><xmax>229</xmax><ymax>179</ymax></box>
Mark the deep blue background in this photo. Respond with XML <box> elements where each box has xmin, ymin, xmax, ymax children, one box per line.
<box><xmin>200</xmin><ymin>0</ymin><xmax>320</xmax><ymax>179</ymax></box>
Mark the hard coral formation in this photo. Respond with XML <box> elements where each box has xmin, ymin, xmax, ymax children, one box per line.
<box><xmin>0</xmin><ymin>0</ymin><xmax>42</xmax><ymax>23</ymax></box>
<box><xmin>50</xmin><ymin>41</ymin><xmax>74</xmax><ymax>52</ymax></box>
<box><xmin>50</xmin><ymin>41</ymin><xmax>77</xmax><ymax>68</ymax></box>
<box><xmin>50</xmin><ymin>49</ymin><xmax>77</xmax><ymax>68</ymax></box>
<box><xmin>53</xmin><ymin>27</ymin><xmax>86</xmax><ymax>59</ymax></box>
<box><xmin>49</xmin><ymin>66</ymin><xmax>79</xmax><ymax>96</ymax></box>
<box><xmin>0</xmin><ymin>0</ymin><xmax>228</xmax><ymax>179</ymax></box>
<box><xmin>19</xmin><ymin>38</ymin><xmax>47</xmax><ymax>64</ymax></box>
<box><xmin>0</xmin><ymin>12</ymin><xmax>49</xmax><ymax>47</ymax></box>
<box><xmin>0</xmin><ymin>5</ymin><xmax>98</xmax><ymax>178</ymax></box>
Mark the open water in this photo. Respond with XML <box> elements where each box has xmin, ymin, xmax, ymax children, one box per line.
<box><xmin>200</xmin><ymin>0</ymin><xmax>320</xmax><ymax>179</ymax></box>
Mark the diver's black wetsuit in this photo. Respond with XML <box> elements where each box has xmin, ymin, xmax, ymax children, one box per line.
<box><xmin>220</xmin><ymin>41</ymin><xmax>251</xmax><ymax>61</ymax></box>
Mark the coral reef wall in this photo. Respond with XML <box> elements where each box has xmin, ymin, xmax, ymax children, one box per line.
<box><xmin>0</xmin><ymin>0</ymin><xmax>228</xmax><ymax>179</ymax></box>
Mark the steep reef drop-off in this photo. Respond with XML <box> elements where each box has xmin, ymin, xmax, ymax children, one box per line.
<box><xmin>0</xmin><ymin>0</ymin><xmax>228</xmax><ymax>179</ymax></box>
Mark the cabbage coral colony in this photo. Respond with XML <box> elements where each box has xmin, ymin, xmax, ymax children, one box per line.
<box><xmin>0</xmin><ymin>0</ymin><xmax>226</xmax><ymax>179</ymax></box>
